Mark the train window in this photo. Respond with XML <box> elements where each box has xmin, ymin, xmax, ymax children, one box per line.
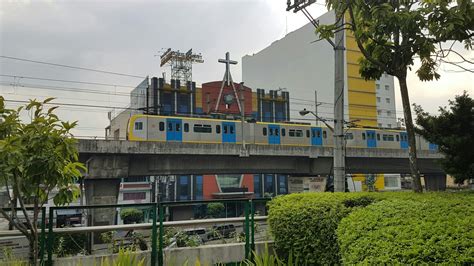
<box><xmin>184</xmin><ymin>123</ymin><xmax>189</xmax><ymax>132</ymax></box>
<box><xmin>224</xmin><ymin>125</ymin><xmax>228</xmax><ymax>134</ymax></box>
<box><xmin>312</xmin><ymin>130</ymin><xmax>315</xmax><ymax>138</ymax></box>
<box><xmin>317</xmin><ymin>130</ymin><xmax>321</xmax><ymax>138</ymax></box>
<box><xmin>281</xmin><ymin>128</ymin><xmax>286</xmax><ymax>136</ymax></box>
<box><xmin>263</xmin><ymin>127</ymin><xmax>267</xmax><ymax>136</ymax></box>
<box><xmin>159</xmin><ymin>122</ymin><xmax>164</xmax><ymax>131</ymax></box>
<box><xmin>275</xmin><ymin>128</ymin><xmax>279</xmax><ymax>136</ymax></box>
<box><xmin>168</xmin><ymin>123</ymin><xmax>173</xmax><ymax>131</ymax></box>
<box><xmin>289</xmin><ymin>129</ymin><xmax>295</xmax><ymax>137</ymax></box>
<box><xmin>194</xmin><ymin>124</ymin><xmax>212</xmax><ymax>133</ymax></box>
<box><xmin>396</xmin><ymin>135</ymin><xmax>400</xmax><ymax>142</ymax></box>
<box><xmin>269</xmin><ymin>128</ymin><xmax>274</xmax><ymax>136</ymax></box>
<box><xmin>323</xmin><ymin>131</ymin><xmax>327</xmax><ymax>139</ymax></box>
<box><xmin>296</xmin><ymin>130</ymin><xmax>303</xmax><ymax>137</ymax></box>
<box><xmin>345</xmin><ymin>133</ymin><xmax>353</xmax><ymax>140</ymax></box>
<box><xmin>377</xmin><ymin>133</ymin><xmax>380</xmax><ymax>141</ymax></box>
<box><xmin>362</xmin><ymin>133</ymin><xmax>366</xmax><ymax>140</ymax></box>
<box><xmin>230</xmin><ymin>126</ymin><xmax>234</xmax><ymax>134</ymax></box>
<box><xmin>306</xmin><ymin>130</ymin><xmax>310</xmax><ymax>138</ymax></box>
<box><xmin>176</xmin><ymin>123</ymin><xmax>180</xmax><ymax>132</ymax></box>
<box><xmin>135</xmin><ymin>122</ymin><xmax>143</xmax><ymax>130</ymax></box>
<box><xmin>216</xmin><ymin>125</ymin><xmax>221</xmax><ymax>134</ymax></box>
<box><xmin>382</xmin><ymin>134</ymin><xmax>394</xmax><ymax>141</ymax></box>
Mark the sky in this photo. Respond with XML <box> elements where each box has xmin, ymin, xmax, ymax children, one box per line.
<box><xmin>0</xmin><ymin>0</ymin><xmax>472</xmax><ymax>137</ymax></box>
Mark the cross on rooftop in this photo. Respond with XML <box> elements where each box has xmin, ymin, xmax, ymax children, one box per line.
<box><xmin>218</xmin><ymin>52</ymin><xmax>237</xmax><ymax>86</ymax></box>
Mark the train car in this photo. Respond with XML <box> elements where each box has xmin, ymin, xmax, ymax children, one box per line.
<box><xmin>127</xmin><ymin>114</ymin><xmax>435</xmax><ymax>151</ymax></box>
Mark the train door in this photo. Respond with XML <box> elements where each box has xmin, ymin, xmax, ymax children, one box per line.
<box><xmin>268</xmin><ymin>124</ymin><xmax>280</xmax><ymax>145</ymax></box>
<box><xmin>311</xmin><ymin>127</ymin><xmax>322</xmax><ymax>146</ymax></box>
<box><xmin>366</xmin><ymin>130</ymin><xmax>377</xmax><ymax>148</ymax></box>
<box><xmin>400</xmin><ymin>132</ymin><xmax>408</xmax><ymax>149</ymax></box>
<box><xmin>166</xmin><ymin>118</ymin><xmax>182</xmax><ymax>142</ymax></box>
<box><xmin>222</xmin><ymin>122</ymin><xmax>236</xmax><ymax>143</ymax></box>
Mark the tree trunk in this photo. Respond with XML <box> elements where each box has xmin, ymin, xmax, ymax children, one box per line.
<box><xmin>398</xmin><ymin>76</ymin><xmax>423</xmax><ymax>193</ymax></box>
<box><xmin>28</xmin><ymin>232</ymin><xmax>39</xmax><ymax>266</ymax></box>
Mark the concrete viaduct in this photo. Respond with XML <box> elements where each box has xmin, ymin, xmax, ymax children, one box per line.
<box><xmin>77</xmin><ymin>139</ymin><xmax>445</xmax><ymax>226</ymax></box>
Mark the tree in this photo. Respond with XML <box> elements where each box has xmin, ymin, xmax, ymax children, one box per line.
<box><xmin>0</xmin><ymin>96</ymin><xmax>85</xmax><ymax>265</ymax></box>
<box><xmin>414</xmin><ymin>91</ymin><xmax>473</xmax><ymax>184</ymax></box>
<box><xmin>120</xmin><ymin>208</ymin><xmax>144</xmax><ymax>224</ymax></box>
<box><xmin>318</xmin><ymin>1</ymin><xmax>473</xmax><ymax>192</ymax></box>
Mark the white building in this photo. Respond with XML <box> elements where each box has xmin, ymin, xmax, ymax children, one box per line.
<box><xmin>242</xmin><ymin>11</ymin><xmax>397</xmax><ymax>128</ymax></box>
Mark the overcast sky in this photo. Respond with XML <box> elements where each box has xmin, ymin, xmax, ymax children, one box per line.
<box><xmin>0</xmin><ymin>0</ymin><xmax>472</xmax><ymax>137</ymax></box>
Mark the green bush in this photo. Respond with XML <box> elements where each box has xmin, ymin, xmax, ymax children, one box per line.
<box><xmin>268</xmin><ymin>192</ymin><xmax>377</xmax><ymax>264</ymax></box>
<box><xmin>267</xmin><ymin>191</ymin><xmax>474</xmax><ymax>264</ymax></box>
<box><xmin>337</xmin><ymin>197</ymin><xmax>474</xmax><ymax>264</ymax></box>
<box><xmin>53</xmin><ymin>232</ymin><xmax>87</xmax><ymax>257</ymax></box>
<box><xmin>206</xmin><ymin>202</ymin><xmax>225</xmax><ymax>218</ymax></box>
<box><xmin>120</xmin><ymin>208</ymin><xmax>144</xmax><ymax>224</ymax></box>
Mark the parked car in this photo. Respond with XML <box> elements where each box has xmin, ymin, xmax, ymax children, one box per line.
<box><xmin>208</xmin><ymin>224</ymin><xmax>236</xmax><ymax>240</ymax></box>
<box><xmin>183</xmin><ymin>228</ymin><xmax>208</xmax><ymax>243</ymax></box>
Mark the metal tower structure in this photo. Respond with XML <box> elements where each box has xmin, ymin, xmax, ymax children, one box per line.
<box><xmin>160</xmin><ymin>48</ymin><xmax>204</xmax><ymax>83</ymax></box>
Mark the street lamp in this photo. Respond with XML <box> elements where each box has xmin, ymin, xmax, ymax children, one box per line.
<box><xmin>299</xmin><ymin>108</ymin><xmax>334</xmax><ymax>132</ymax></box>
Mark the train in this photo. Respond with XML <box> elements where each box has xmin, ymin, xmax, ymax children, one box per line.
<box><xmin>127</xmin><ymin>114</ymin><xmax>438</xmax><ymax>151</ymax></box>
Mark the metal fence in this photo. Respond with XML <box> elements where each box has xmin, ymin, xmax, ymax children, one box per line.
<box><xmin>1</xmin><ymin>198</ymin><xmax>270</xmax><ymax>266</ymax></box>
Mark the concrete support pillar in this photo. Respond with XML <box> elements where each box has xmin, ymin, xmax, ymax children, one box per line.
<box><xmin>423</xmin><ymin>173</ymin><xmax>447</xmax><ymax>191</ymax></box>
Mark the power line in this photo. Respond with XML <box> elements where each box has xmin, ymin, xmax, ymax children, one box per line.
<box><xmin>0</xmin><ymin>74</ymin><xmax>137</xmax><ymax>88</ymax></box>
<box><xmin>0</xmin><ymin>55</ymin><xmax>146</xmax><ymax>79</ymax></box>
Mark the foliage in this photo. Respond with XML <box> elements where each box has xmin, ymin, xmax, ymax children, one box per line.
<box><xmin>100</xmin><ymin>230</ymin><xmax>148</xmax><ymax>253</ymax></box>
<box><xmin>1</xmin><ymin>247</ymin><xmax>28</xmax><ymax>266</ymax></box>
<box><xmin>53</xmin><ymin>232</ymin><xmax>87</xmax><ymax>257</ymax></box>
<box><xmin>100</xmin><ymin>248</ymin><xmax>145</xmax><ymax>266</ymax></box>
<box><xmin>415</xmin><ymin>91</ymin><xmax>474</xmax><ymax>184</ymax></box>
<box><xmin>175</xmin><ymin>231</ymin><xmax>201</xmax><ymax>247</ymax></box>
<box><xmin>267</xmin><ymin>193</ymin><xmax>375</xmax><ymax>264</ymax></box>
<box><xmin>268</xmin><ymin>192</ymin><xmax>474</xmax><ymax>264</ymax></box>
<box><xmin>337</xmin><ymin>197</ymin><xmax>474</xmax><ymax>264</ymax></box>
<box><xmin>120</xmin><ymin>208</ymin><xmax>144</xmax><ymax>224</ymax></box>
<box><xmin>206</xmin><ymin>202</ymin><xmax>225</xmax><ymax>218</ymax></box>
<box><xmin>0</xmin><ymin>97</ymin><xmax>85</xmax><ymax>265</ymax></box>
<box><xmin>317</xmin><ymin>0</ymin><xmax>474</xmax><ymax>193</ymax></box>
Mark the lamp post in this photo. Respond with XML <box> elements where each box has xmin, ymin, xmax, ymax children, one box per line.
<box><xmin>299</xmin><ymin>108</ymin><xmax>333</xmax><ymax>132</ymax></box>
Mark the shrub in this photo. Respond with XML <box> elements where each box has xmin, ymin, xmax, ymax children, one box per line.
<box><xmin>267</xmin><ymin>192</ymin><xmax>377</xmax><ymax>264</ymax></box>
<box><xmin>337</xmin><ymin>197</ymin><xmax>474</xmax><ymax>264</ymax></box>
<box><xmin>53</xmin><ymin>232</ymin><xmax>87</xmax><ymax>257</ymax></box>
<box><xmin>206</xmin><ymin>202</ymin><xmax>225</xmax><ymax>218</ymax></box>
<box><xmin>120</xmin><ymin>208</ymin><xmax>144</xmax><ymax>224</ymax></box>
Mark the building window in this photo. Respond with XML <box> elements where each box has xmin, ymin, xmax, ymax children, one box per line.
<box><xmin>377</xmin><ymin>110</ymin><xmax>381</xmax><ymax>115</ymax></box>
<box><xmin>216</xmin><ymin>125</ymin><xmax>221</xmax><ymax>134</ymax></box>
<box><xmin>376</xmin><ymin>84</ymin><xmax>380</xmax><ymax>90</ymax></box>
<box><xmin>123</xmin><ymin>192</ymin><xmax>146</xmax><ymax>201</ymax></box>
<box><xmin>264</xmin><ymin>174</ymin><xmax>274</xmax><ymax>196</ymax></box>
<box><xmin>386</xmin><ymin>98</ymin><xmax>390</xmax><ymax>103</ymax></box>
<box><xmin>384</xmin><ymin>176</ymin><xmax>399</xmax><ymax>188</ymax></box>
<box><xmin>378</xmin><ymin>123</ymin><xmax>382</xmax><ymax>128</ymax></box>
<box><xmin>278</xmin><ymin>175</ymin><xmax>287</xmax><ymax>195</ymax></box>
<box><xmin>194</xmin><ymin>175</ymin><xmax>203</xmax><ymax>200</ymax></box>
<box><xmin>253</xmin><ymin>175</ymin><xmax>262</xmax><ymax>198</ymax></box>
<box><xmin>217</xmin><ymin>175</ymin><xmax>241</xmax><ymax>190</ymax></box>
<box><xmin>388</xmin><ymin>124</ymin><xmax>392</xmax><ymax>128</ymax></box>
<box><xmin>184</xmin><ymin>123</ymin><xmax>189</xmax><ymax>132</ymax></box>
<box><xmin>385</xmin><ymin>85</ymin><xmax>390</xmax><ymax>90</ymax></box>
<box><xmin>387</xmin><ymin>111</ymin><xmax>391</xmax><ymax>116</ymax></box>
<box><xmin>377</xmin><ymin>97</ymin><xmax>381</xmax><ymax>103</ymax></box>
<box><xmin>178</xmin><ymin>175</ymin><xmax>190</xmax><ymax>201</ymax></box>
<box><xmin>135</xmin><ymin>122</ymin><xmax>143</xmax><ymax>130</ymax></box>
<box><xmin>159</xmin><ymin>122</ymin><xmax>164</xmax><ymax>131</ymax></box>
<box><xmin>123</xmin><ymin>177</ymin><xmax>148</xmax><ymax>182</ymax></box>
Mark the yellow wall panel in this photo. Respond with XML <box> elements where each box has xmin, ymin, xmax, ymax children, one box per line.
<box><xmin>375</xmin><ymin>174</ymin><xmax>385</xmax><ymax>190</ymax></box>
<box><xmin>195</xmin><ymin>88</ymin><xmax>202</xmax><ymax>108</ymax></box>
<box><xmin>346</xmin><ymin>50</ymin><xmax>363</xmax><ymax>64</ymax></box>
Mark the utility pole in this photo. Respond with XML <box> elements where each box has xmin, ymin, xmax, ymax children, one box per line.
<box><xmin>333</xmin><ymin>16</ymin><xmax>346</xmax><ymax>192</ymax></box>
<box><xmin>287</xmin><ymin>1</ymin><xmax>346</xmax><ymax>192</ymax></box>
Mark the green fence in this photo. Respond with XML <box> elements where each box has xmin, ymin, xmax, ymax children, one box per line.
<box><xmin>28</xmin><ymin>198</ymin><xmax>271</xmax><ymax>266</ymax></box>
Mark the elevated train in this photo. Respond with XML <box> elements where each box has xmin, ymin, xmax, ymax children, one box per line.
<box><xmin>127</xmin><ymin>114</ymin><xmax>438</xmax><ymax>151</ymax></box>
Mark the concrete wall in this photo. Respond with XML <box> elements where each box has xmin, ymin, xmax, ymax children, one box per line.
<box><xmin>54</xmin><ymin>241</ymin><xmax>274</xmax><ymax>266</ymax></box>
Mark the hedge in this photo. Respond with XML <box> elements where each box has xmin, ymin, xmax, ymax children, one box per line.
<box><xmin>267</xmin><ymin>191</ymin><xmax>474</xmax><ymax>264</ymax></box>
<box><xmin>337</xmin><ymin>197</ymin><xmax>474</xmax><ymax>264</ymax></box>
<box><xmin>267</xmin><ymin>192</ymin><xmax>376</xmax><ymax>264</ymax></box>
<box><xmin>120</xmin><ymin>208</ymin><xmax>144</xmax><ymax>224</ymax></box>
